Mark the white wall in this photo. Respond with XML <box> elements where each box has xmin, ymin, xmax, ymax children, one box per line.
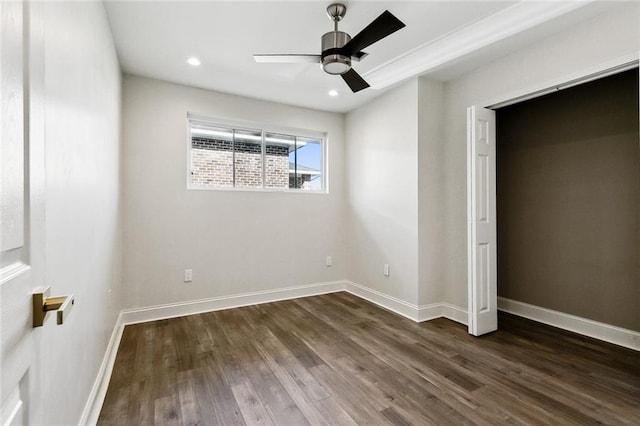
<box><xmin>418</xmin><ymin>78</ymin><xmax>446</xmax><ymax>306</ymax></box>
<box><xmin>442</xmin><ymin>2</ymin><xmax>640</xmax><ymax>308</ymax></box>
<box><xmin>344</xmin><ymin>78</ymin><xmax>449</xmax><ymax>309</ymax></box>
<box><xmin>122</xmin><ymin>75</ymin><xmax>345</xmax><ymax>309</ymax></box>
<box><xmin>41</xmin><ymin>2</ymin><xmax>122</xmax><ymax>424</ymax></box>
<box><xmin>345</xmin><ymin>80</ymin><xmax>419</xmax><ymax>305</ymax></box>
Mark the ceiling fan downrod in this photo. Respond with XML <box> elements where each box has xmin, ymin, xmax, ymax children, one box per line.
<box><xmin>321</xmin><ymin>3</ymin><xmax>352</xmax><ymax>75</ymax></box>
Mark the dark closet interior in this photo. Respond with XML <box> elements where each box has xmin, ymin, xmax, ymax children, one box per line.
<box><xmin>496</xmin><ymin>68</ymin><xmax>639</xmax><ymax>332</ymax></box>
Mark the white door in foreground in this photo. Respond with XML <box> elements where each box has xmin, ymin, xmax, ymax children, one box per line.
<box><xmin>1</xmin><ymin>1</ymin><xmax>46</xmax><ymax>423</ymax></box>
<box><xmin>467</xmin><ymin>106</ymin><xmax>497</xmax><ymax>336</ymax></box>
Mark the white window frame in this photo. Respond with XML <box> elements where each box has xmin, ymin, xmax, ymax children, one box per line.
<box><xmin>186</xmin><ymin>113</ymin><xmax>328</xmax><ymax>194</ymax></box>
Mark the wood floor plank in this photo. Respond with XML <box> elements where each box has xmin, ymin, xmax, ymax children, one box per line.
<box><xmin>257</xmin><ymin>356</ymin><xmax>330</xmax><ymax>425</ymax></box>
<box><xmin>176</xmin><ymin>376</ymin><xmax>201</xmax><ymax>426</ymax></box>
<box><xmin>296</xmin><ymin>302</ymin><xmax>491</xmax><ymax>424</ymax></box>
<box><xmin>181</xmin><ymin>368</ymin><xmax>220</xmax><ymax>425</ymax></box>
<box><xmin>231</xmin><ymin>380</ymin><xmax>275</xmax><ymax>426</ymax></box>
<box><xmin>275</xmin><ymin>354</ymin><xmax>330</xmax><ymax>403</ymax></box>
<box><xmin>251</xmin><ymin>304</ymin><xmax>326</xmax><ymax>369</ymax></box>
<box><xmin>308</xmin><ymin>362</ymin><xmax>393</xmax><ymax>425</ymax></box>
<box><xmin>381</xmin><ymin>406</ymin><xmax>413</xmax><ymax>426</ymax></box>
<box><xmin>222</xmin><ymin>307</ymin><xmax>310</xmax><ymax>425</ymax></box>
<box><xmin>329</xmin><ymin>355</ymin><xmax>448</xmax><ymax>425</ymax></box>
<box><xmin>253</xmin><ymin>328</ymin><xmax>330</xmax><ymax>403</ymax></box>
<box><xmin>98</xmin><ymin>293</ymin><xmax>640</xmax><ymax>426</ymax></box>
<box><xmin>312</xmin><ymin>396</ymin><xmax>358</xmax><ymax>426</ymax></box>
<box><xmin>153</xmin><ymin>394</ymin><xmax>182</xmax><ymax>426</ymax></box>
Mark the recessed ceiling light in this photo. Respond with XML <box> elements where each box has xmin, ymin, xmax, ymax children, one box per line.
<box><xmin>187</xmin><ymin>57</ymin><xmax>201</xmax><ymax>66</ymax></box>
<box><xmin>328</xmin><ymin>90</ymin><xmax>338</xmax><ymax>97</ymax></box>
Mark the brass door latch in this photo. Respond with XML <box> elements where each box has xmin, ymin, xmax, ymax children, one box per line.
<box><xmin>33</xmin><ymin>287</ymin><xmax>75</xmax><ymax>327</ymax></box>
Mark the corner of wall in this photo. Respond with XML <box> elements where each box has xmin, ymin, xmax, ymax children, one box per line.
<box><xmin>417</xmin><ymin>78</ymin><xmax>447</xmax><ymax>307</ymax></box>
<box><xmin>344</xmin><ymin>79</ymin><xmax>420</xmax><ymax>307</ymax></box>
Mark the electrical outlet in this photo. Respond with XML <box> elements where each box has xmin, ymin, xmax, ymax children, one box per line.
<box><xmin>383</xmin><ymin>264</ymin><xmax>390</xmax><ymax>277</ymax></box>
<box><xmin>326</xmin><ymin>256</ymin><xmax>332</xmax><ymax>267</ymax></box>
<box><xmin>184</xmin><ymin>269</ymin><xmax>193</xmax><ymax>282</ymax></box>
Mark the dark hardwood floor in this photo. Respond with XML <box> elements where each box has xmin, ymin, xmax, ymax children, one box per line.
<box><xmin>98</xmin><ymin>292</ymin><xmax>640</xmax><ymax>425</ymax></box>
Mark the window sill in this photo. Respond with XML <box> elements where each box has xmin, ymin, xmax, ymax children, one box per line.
<box><xmin>187</xmin><ymin>185</ymin><xmax>329</xmax><ymax>195</ymax></box>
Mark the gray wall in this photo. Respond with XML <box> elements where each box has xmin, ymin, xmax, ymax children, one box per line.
<box><xmin>345</xmin><ymin>80</ymin><xmax>420</xmax><ymax>305</ymax></box>
<box><xmin>41</xmin><ymin>2</ymin><xmax>123</xmax><ymax>423</ymax></box>
<box><xmin>418</xmin><ymin>79</ymin><xmax>446</xmax><ymax>306</ymax></box>
<box><xmin>496</xmin><ymin>69</ymin><xmax>639</xmax><ymax>331</ymax></box>
<box><xmin>122</xmin><ymin>75</ymin><xmax>345</xmax><ymax>309</ymax></box>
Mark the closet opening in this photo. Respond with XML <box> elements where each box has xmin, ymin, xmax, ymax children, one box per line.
<box><xmin>495</xmin><ymin>67</ymin><xmax>639</xmax><ymax>334</ymax></box>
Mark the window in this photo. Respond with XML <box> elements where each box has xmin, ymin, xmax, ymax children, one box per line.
<box><xmin>188</xmin><ymin>117</ymin><xmax>325</xmax><ymax>192</ymax></box>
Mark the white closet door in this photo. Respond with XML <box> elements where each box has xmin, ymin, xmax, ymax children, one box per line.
<box><xmin>467</xmin><ymin>106</ymin><xmax>497</xmax><ymax>336</ymax></box>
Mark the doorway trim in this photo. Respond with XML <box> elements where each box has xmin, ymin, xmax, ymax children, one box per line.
<box><xmin>481</xmin><ymin>53</ymin><xmax>638</xmax><ymax>110</ymax></box>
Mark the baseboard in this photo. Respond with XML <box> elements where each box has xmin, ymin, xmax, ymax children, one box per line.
<box><xmin>78</xmin><ymin>311</ymin><xmax>125</xmax><ymax>426</ymax></box>
<box><xmin>345</xmin><ymin>281</ymin><xmax>421</xmax><ymax>321</ymax></box>
<box><xmin>498</xmin><ymin>297</ymin><xmax>640</xmax><ymax>351</ymax></box>
<box><xmin>120</xmin><ymin>280</ymin><xmax>346</xmax><ymax>325</ymax></box>
<box><xmin>119</xmin><ymin>280</ymin><xmax>469</xmax><ymax>327</ymax></box>
<box><xmin>417</xmin><ymin>303</ymin><xmax>442</xmax><ymax>322</ymax></box>
<box><xmin>344</xmin><ymin>281</ymin><xmax>468</xmax><ymax>326</ymax></box>
<box><xmin>441</xmin><ymin>303</ymin><xmax>468</xmax><ymax>325</ymax></box>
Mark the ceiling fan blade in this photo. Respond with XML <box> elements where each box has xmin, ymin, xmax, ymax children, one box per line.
<box><xmin>351</xmin><ymin>51</ymin><xmax>368</xmax><ymax>62</ymax></box>
<box><xmin>253</xmin><ymin>54</ymin><xmax>321</xmax><ymax>63</ymax></box>
<box><xmin>343</xmin><ymin>10</ymin><xmax>406</xmax><ymax>55</ymax></box>
<box><xmin>341</xmin><ymin>68</ymin><xmax>370</xmax><ymax>93</ymax></box>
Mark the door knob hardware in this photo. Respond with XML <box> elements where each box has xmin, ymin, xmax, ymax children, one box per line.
<box><xmin>33</xmin><ymin>286</ymin><xmax>75</xmax><ymax>327</ymax></box>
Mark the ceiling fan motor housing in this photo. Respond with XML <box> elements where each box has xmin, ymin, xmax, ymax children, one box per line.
<box><xmin>321</xmin><ymin>31</ymin><xmax>351</xmax><ymax>75</ymax></box>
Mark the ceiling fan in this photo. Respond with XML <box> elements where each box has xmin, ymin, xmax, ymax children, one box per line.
<box><xmin>253</xmin><ymin>3</ymin><xmax>406</xmax><ymax>93</ymax></box>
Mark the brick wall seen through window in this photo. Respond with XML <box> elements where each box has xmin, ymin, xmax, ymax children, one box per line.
<box><xmin>189</xmin><ymin>120</ymin><xmax>324</xmax><ymax>192</ymax></box>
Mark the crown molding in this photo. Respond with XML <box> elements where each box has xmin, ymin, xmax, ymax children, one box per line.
<box><xmin>365</xmin><ymin>0</ymin><xmax>595</xmax><ymax>89</ymax></box>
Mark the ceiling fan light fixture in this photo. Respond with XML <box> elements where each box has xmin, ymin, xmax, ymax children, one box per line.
<box><xmin>322</xmin><ymin>55</ymin><xmax>351</xmax><ymax>75</ymax></box>
<box><xmin>321</xmin><ymin>30</ymin><xmax>351</xmax><ymax>75</ymax></box>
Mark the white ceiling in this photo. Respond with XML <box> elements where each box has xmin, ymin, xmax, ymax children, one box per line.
<box><xmin>104</xmin><ymin>1</ymin><xmax>612</xmax><ymax>113</ymax></box>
